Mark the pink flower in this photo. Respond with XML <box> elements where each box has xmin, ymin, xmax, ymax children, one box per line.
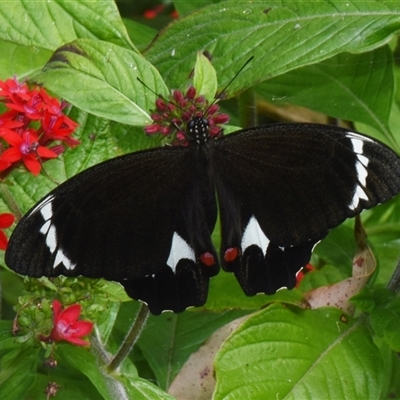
<box><xmin>144</xmin><ymin>86</ymin><xmax>229</xmax><ymax>146</ymax></box>
<box><xmin>42</xmin><ymin>300</ymin><xmax>94</xmax><ymax>346</ymax></box>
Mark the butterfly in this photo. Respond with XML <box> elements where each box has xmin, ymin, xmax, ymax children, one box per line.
<box><xmin>5</xmin><ymin>107</ymin><xmax>400</xmax><ymax>315</ymax></box>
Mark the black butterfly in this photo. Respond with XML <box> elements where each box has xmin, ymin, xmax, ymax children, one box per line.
<box><xmin>5</xmin><ymin>119</ymin><xmax>400</xmax><ymax>314</ymax></box>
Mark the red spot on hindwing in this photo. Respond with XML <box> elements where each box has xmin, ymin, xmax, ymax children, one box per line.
<box><xmin>224</xmin><ymin>247</ymin><xmax>239</xmax><ymax>262</ymax></box>
<box><xmin>200</xmin><ymin>252</ymin><xmax>216</xmax><ymax>267</ymax></box>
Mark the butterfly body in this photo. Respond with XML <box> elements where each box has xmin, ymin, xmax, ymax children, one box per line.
<box><xmin>6</xmin><ymin>120</ymin><xmax>400</xmax><ymax>314</ymax></box>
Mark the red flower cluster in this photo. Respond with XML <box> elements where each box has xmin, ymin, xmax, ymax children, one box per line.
<box><xmin>0</xmin><ymin>212</ymin><xmax>14</xmax><ymax>250</ymax></box>
<box><xmin>145</xmin><ymin>86</ymin><xmax>229</xmax><ymax>146</ymax></box>
<box><xmin>0</xmin><ymin>77</ymin><xmax>79</xmax><ymax>176</ymax></box>
<box><xmin>41</xmin><ymin>300</ymin><xmax>94</xmax><ymax>346</ymax></box>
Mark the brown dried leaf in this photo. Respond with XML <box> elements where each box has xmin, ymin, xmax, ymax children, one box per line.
<box><xmin>168</xmin><ymin>315</ymin><xmax>249</xmax><ymax>400</ymax></box>
<box><xmin>305</xmin><ymin>245</ymin><xmax>375</xmax><ymax>314</ymax></box>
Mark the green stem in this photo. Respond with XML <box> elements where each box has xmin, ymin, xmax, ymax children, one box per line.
<box><xmin>107</xmin><ymin>303</ymin><xmax>149</xmax><ymax>373</ymax></box>
<box><xmin>238</xmin><ymin>88</ymin><xmax>257</xmax><ymax>129</ymax></box>
<box><xmin>387</xmin><ymin>260</ymin><xmax>400</xmax><ymax>294</ymax></box>
<box><xmin>0</xmin><ymin>183</ymin><xmax>23</xmax><ymax>220</ymax></box>
<box><xmin>90</xmin><ymin>333</ymin><xmax>129</xmax><ymax>400</ymax></box>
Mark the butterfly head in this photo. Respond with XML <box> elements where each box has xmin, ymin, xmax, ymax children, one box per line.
<box><xmin>145</xmin><ymin>86</ymin><xmax>229</xmax><ymax>146</ymax></box>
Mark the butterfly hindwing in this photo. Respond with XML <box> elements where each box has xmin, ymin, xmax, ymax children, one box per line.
<box><xmin>213</xmin><ymin>123</ymin><xmax>400</xmax><ymax>295</ymax></box>
<box><xmin>6</xmin><ymin>146</ymin><xmax>219</xmax><ymax>314</ymax></box>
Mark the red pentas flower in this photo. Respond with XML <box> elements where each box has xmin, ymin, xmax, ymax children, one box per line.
<box><xmin>144</xmin><ymin>86</ymin><xmax>229</xmax><ymax>146</ymax></box>
<box><xmin>0</xmin><ymin>213</ymin><xmax>15</xmax><ymax>250</ymax></box>
<box><xmin>0</xmin><ymin>77</ymin><xmax>79</xmax><ymax>177</ymax></box>
<box><xmin>41</xmin><ymin>300</ymin><xmax>94</xmax><ymax>346</ymax></box>
<box><xmin>1</xmin><ymin>129</ymin><xmax>58</xmax><ymax>175</ymax></box>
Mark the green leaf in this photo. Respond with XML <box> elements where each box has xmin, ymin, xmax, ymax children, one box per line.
<box><xmin>146</xmin><ymin>0</ymin><xmax>400</xmax><ymax>95</ymax></box>
<box><xmin>123</xmin><ymin>18</ymin><xmax>157</xmax><ymax>50</ymax></box>
<box><xmin>203</xmin><ymin>270</ymin><xmax>270</xmax><ymax>312</ymax></box>
<box><xmin>0</xmin><ymin>0</ymin><xmax>134</xmax><ymax>78</ymax></box>
<box><xmin>256</xmin><ymin>47</ymin><xmax>396</xmax><ymax>148</ymax></box>
<box><xmin>122</xmin><ymin>376</ymin><xmax>176</xmax><ymax>400</ymax></box>
<box><xmin>34</xmin><ymin>39</ymin><xmax>168</xmax><ymax>126</ymax></box>
<box><xmin>214</xmin><ymin>304</ymin><xmax>383</xmax><ymax>399</ymax></box>
<box><xmin>0</xmin><ymin>347</ymin><xmax>41</xmax><ymax>399</ymax></box>
<box><xmin>174</xmin><ymin>0</ymin><xmax>215</xmax><ymax>17</ymax></box>
<box><xmin>57</xmin><ymin>344</ymin><xmax>116</xmax><ymax>400</ymax></box>
<box><xmin>193</xmin><ymin>52</ymin><xmax>218</xmax><ymax>102</ymax></box>
<box><xmin>204</xmin><ymin>269</ymin><xmax>306</xmax><ymax>312</ymax></box>
<box><xmin>314</xmin><ymin>224</ymin><xmax>356</xmax><ymax>274</ymax></box>
<box><xmin>370</xmin><ymin>298</ymin><xmax>400</xmax><ymax>352</ymax></box>
<box><xmin>0</xmin><ymin>41</ymin><xmax>51</xmax><ymax>79</ymax></box>
<box><xmin>0</xmin><ymin>0</ymin><xmax>133</xmax><ymax>50</ymax></box>
<box><xmin>0</xmin><ymin>321</ymin><xmax>20</xmax><ymax>352</ymax></box>
<box><xmin>379</xmin><ymin>340</ymin><xmax>400</xmax><ymax>398</ymax></box>
<box><xmin>350</xmin><ymin>286</ymin><xmax>394</xmax><ymax>313</ymax></box>
<box><xmin>95</xmin><ymin>301</ymin><xmax>121</xmax><ymax>346</ymax></box>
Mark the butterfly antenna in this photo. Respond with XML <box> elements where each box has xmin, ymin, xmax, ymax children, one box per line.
<box><xmin>137</xmin><ymin>78</ymin><xmax>176</xmax><ymax>107</ymax></box>
<box><xmin>137</xmin><ymin>77</ymin><xmax>191</xmax><ymax>117</ymax></box>
<box><xmin>215</xmin><ymin>56</ymin><xmax>254</xmax><ymax>102</ymax></box>
<box><xmin>203</xmin><ymin>56</ymin><xmax>254</xmax><ymax>117</ymax></box>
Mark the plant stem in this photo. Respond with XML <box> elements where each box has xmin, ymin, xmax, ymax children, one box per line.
<box><xmin>90</xmin><ymin>332</ymin><xmax>129</xmax><ymax>400</ymax></box>
<box><xmin>107</xmin><ymin>303</ymin><xmax>149</xmax><ymax>373</ymax></box>
<box><xmin>387</xmin><ymin>260</ymin><xmax>400</xmax><ymax>294</ymax></box>
<box><xmin>238</xmin><ymin>88</ymin><xmax>257</xmax><ymax>128</ymax></box>
<box><xmin>0</xmin><ymin>183</ymin><xmax>23</xmax><ymax>220</ymax></box>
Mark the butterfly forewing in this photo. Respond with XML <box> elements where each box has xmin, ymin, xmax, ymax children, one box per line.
<box><xmin>214</xmin><ymin>124</ymin><xmax>400</xmax><ymax>246</ymax></box>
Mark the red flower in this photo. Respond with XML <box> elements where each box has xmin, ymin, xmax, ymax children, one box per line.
<box><xmin>6</xmin><ymin>89</ymin><xmax>44</xmax><ymax>120</ymax></box>
<box><xmin>0</xmin><ymin>213</ymin><xmax>15</xmax><ymax>250</ymax></box>
<box><xmin>0</xmin><ymin>77</ymin><xmax>31</xmax><ymax>102</ymax></box>
<box><xmin>0</xmin><ymin>77</ymin><xmax>79</xmax><ymax>177</ymax></box>
<box><xmin>1</xmin><ymin>129</ymin><xmax>57</xmax><ymax>175</ymax></box>
<box><xmin>43</xmin><ymin>300</ymin><xmax>94</xmax><ymax>346</ymax></box>
<box><xmin>0</xmin><ymin>110</ymin><xmax>24</xmax><ymax>136</ymax></box>
<box><xmin>39</xmin><ymin>112</ymin><xmax>80</xmax><ymax>147</ymax></box>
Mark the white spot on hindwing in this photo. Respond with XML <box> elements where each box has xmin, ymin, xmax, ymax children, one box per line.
<box><xmin>347</xmin><ymin>134</ymin><xmax>370</xmax><ymax>210</ymax></box>
<box><xmin>241</xmin><ymin>216</ymin><xmax>270</xmax><ymax>255</ymax></box>
<box><xmin>166</xmin><ymin>232</ymin><xmax>195</xmax><ymax>272</ymax></box>
<box><xmin>36</xmin><ymin>195</ymin><xmax>76</xmax><ymax>270</ymax></box>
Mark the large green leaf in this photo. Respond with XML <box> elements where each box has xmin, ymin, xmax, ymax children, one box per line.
<box><xmin>0</xmin><ymin>0</ymin><xmax>132</xmax><ymax>50</ymax></box>
<box><xmin>147</xmin><ymin>0</ymin><xmax>400</xmax><ymax>95</ymax></box>
<box><xmin>34</xmin><ymin>38</ymin><xmax>168</xmax><ymax>126</ymax></box>
<box><xmin>0</xmin><ymin>0</ymin><xmax>133</xmax><ymax>78</ymax></box>
<box><xmin>0</xmin><ymin>346</ymin><xmax>41</xmax><ymax>399</ymax></box>
<box><xmin>214</xmin><ymin>304</ymin><xmax>383</xmax><ymax>399</ymax></box>
<box><xmin>256</xmin><ymin>47</ymin><xmax>396</xmax><ymax>148</ymax></box>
